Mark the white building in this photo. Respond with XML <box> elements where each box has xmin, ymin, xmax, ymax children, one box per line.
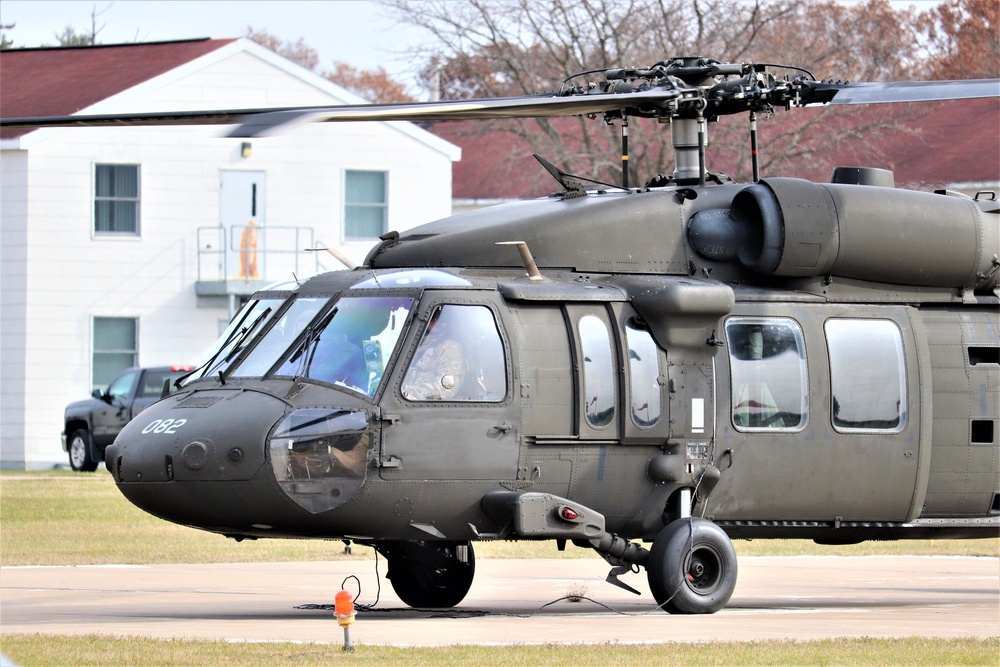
<box><xmin>0</xmin><ymin>38</ymin><xmax>460</xmax><ymax>469</ymax></box>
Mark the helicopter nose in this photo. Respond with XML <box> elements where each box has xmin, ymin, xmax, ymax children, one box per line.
<box><xmin>108</xmin><ymin>389</ymin><xmax>287</xmax><ymax>485</ymax></box>
<box><xmin>105</xmin><ymin>390</ymin><xmax>374</xmax><ymax>535</ymax></box>
<box><xmin>105</xmin><ymin>389</ymin><xmax>290</xmax><ymax>534</ymax></box>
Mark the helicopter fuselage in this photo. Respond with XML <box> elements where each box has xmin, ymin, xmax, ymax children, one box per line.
<box><xmin>105</xmin><ymin>177</ymin><xmax>1000</xmax><ymax>611</ymax></box>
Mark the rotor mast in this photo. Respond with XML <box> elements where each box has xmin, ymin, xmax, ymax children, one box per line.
<box><xmin>670</xmin><ymin>116</ymin><xmax>708</xmax><ymax>186</ymax></box>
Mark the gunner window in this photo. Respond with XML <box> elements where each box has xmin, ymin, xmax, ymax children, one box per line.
<box><xmin>726</xmin><ymin>317</ymin><xmax>808</xmax><ymax>431</ymax></box>
<box><xmin>580</xmin><ymin>314</ymin><xmax>616</xmax><ymax>428</ymax></box>
<box><xmin>625</xmin><ymin>318</ymin><xmax>661</xmax><ymax>428</ymax></box>
<box><xmin>826</xmin><ymin>318</ymin><xmax>907</xmax><ymax>432</ymax></box>
<box><xmin>401</xmin><ymin>304</ymin><xmax>507</xmax><ymax>402</ymax></box>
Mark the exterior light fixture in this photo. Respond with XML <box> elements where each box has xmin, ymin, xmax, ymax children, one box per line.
<box><xmin>335</xmin><ymin>589</ymin><xmax>356</xmax><ymax>651</ymax></box>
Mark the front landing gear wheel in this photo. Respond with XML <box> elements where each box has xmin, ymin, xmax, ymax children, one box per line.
<box><xmin>382</xmin><ymin>540</ymin><xmax>476</xmax><ymax>608</ymax></box>
<box><xmin>68</xmin><ymin>429</ymin><xmax>98</xmax><ymax>472</ymax></box>
<box><xmin>647</xmin><ymin>517</ymin><xmax>737</xmax><ymax>614</ymax></box>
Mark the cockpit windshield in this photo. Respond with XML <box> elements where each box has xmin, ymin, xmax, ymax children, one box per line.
<box><xmin>232</xmin><ymin>297</ymin><xmax>327</xmax><ymax>378</ymax></box>
<box><xmin>186</xmin><ymin>297</ymin><xmax>284</xmax><ymax>383</ymax></box>
<box><xmin>231</xmin><ymin>295</ymin><xmax>414</xmax><ymax>397</ymax></box>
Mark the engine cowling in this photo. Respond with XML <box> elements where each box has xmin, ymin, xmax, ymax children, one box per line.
<box><xmin>688</xmin><ymin>177</ymin><xmax>999</xmax><ymax>290</ymax></box>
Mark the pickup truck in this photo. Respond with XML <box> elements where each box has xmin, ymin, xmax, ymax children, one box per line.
<box><xmin>62</xmin><ymin>365</ymin><xmax>192</xmax><ymax>472</ymax></box>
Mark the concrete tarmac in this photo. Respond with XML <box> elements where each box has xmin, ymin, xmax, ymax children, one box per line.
<box><xmin>1</xmin><ymin>556</ymin><xmax>998</xmax><ymax>645</ymax></box>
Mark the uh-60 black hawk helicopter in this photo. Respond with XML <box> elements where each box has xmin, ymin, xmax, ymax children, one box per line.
<box><xmin>5</xmin><ymin>56</ymin><xmax>998</xmax><ymax>614</ymax></box>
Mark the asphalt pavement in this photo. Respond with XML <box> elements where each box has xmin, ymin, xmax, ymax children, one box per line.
<box><xmin>1</xmin><ymin>556</ymin><xmax>998</xmax><ymax>645</ymax></box>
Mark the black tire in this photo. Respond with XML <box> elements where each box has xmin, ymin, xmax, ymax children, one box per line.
<box><xmin>68</xmin><ymin>429</ymin><xmax>98</xmax><ymax>472</ymax></box>
<box><xmin>646</xmin><ymin>517</ymin><xmax>737</xmax><ymax>614</ymax></box>
<box><xmin>383</xmin><ymin>540</ymin><xmax>475</xmax><ymax>608</ymax></box>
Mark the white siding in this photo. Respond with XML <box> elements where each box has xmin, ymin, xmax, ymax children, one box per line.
<box><xmin>1</xmin><ymin>40</ymin><xmax>457</xmax><ymax>468</ymax></box>
<box><xmin>1</xmin><ymin>150</ymin><xmax>29</xmax><ymax>467</ymax></box>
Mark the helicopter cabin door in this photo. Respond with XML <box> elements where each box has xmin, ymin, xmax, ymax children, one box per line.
<box><xmin>710</xmin><ymin>306</ymin><xmax>924</xmax><ymax>522</ymax></box>
<box><xmin>378</xmin><ymin>297</ymin><xmax>518</xmax><ymax>481</ymax></box>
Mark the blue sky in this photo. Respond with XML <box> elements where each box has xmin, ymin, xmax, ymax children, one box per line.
<box><xmin>1</xmin><ymin>1</ymin><xmax>429</xmax><ymax>92</ymax></box>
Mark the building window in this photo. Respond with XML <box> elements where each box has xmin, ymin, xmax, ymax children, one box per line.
<box><xmin>826</xmin><ymin>319</ymin><xmax>907</xmax><ymax>432</ymax></box>
<box><xmin>726</xmin><ymin>317</ymin><xmax>808</xmax><ymax>431</ymax></box>
<box><xmin>344</xmin><ymin>170</ymin><xmax>387</xmax><ymax>240</ymax></box>
<box><xmin>93</xmin><ymin>317</ymin><xmax>138</xmax><ymax>390</ymax></box>
<box><xmin>94</xmin><ymin>164</ymin><xmax>140</xmax><ymax>235</ymax></box>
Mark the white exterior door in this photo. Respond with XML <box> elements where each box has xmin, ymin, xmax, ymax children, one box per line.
<box><xmin>220</xmin><ymin>170</ymin><xmax>266</xmax><ymax>279</ymax></box>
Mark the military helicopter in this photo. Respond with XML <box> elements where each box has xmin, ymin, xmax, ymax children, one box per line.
<box><xmin>4</xmin><ymin>57</ymin><xmax>998</xmax><ymax>614</ymax></box>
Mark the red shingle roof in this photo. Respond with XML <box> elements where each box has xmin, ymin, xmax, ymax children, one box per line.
<box><xmin>0</xmin><ymin>38</ymin><xmax>237</xmax><ymax>139</ymax></box>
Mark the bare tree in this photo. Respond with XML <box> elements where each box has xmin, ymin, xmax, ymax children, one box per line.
<box><xmin>327</xmin><ymin>62</ymin><xmax>416</xmax><ymax>103</ymax></box>
<box><xmin>918</xmin><ymin>0</ymin><xmax>1000</xmax><ymax>80</ymax></box>
<box><xmin>1</xmin><ymin>23</ymin><xmax>15</xmax><ymax>49</ymax></box>
<box><xmin>54</xmin><ymin>3</ymin><xmax>113</xmax><ymax>46</ymax></box>
<box><xmin>245</xmin><ymin>27</ymin><xmax>320</xmax><ymax>70</ymax></box>
<box><xmin>245</xmin><ymin>28</ymin><xmax>414</xmax><ymax>103</ymax></box>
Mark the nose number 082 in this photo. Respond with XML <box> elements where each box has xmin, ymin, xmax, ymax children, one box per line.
<box><xmin>141</xmin><ymin>418</ymin><xmax>187</xmax><ymax>435</ymax></box>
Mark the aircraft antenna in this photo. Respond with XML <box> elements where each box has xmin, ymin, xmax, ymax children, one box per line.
<box><xmin>621</xmin><ymin>116</ymin><xmax>630</xmax><ymax>190</ymax></box>
<box><xmin>697</xmin><ymin>110</ymin><xmax>707</xmax><ymax>187</ymax></box>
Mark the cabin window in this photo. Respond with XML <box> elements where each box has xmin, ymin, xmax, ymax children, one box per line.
<box><xmin>402</xmin><ymin>304</ymin><xmax>507</xmax><ymax>402</ymax></box>
<box><xmin>726</xmin><ymin>317</ymin><xmax>808</xmax><ymax>431</ymax></box>
<box><xmin>344</xmin><ymin>170</ymin><xmax>387</xmax><ymax>240</ymax></box>
<box><xmin>580</xmin><ymin>314</ymin><xmax>616</xmax><ymax>428</ymax></box>
<box><xmin>826</xmin><ymin>319</ymin><xmax>907</xmax><ymax>432</ymax></box>
<box><xmin>92</xmin><ymin>316</ymin><xmax>138</xmax><ymax>390</ymax></box>
<box><xmin>94</xmin><ymin>164</ymin><xmax>140</xmax><ymax>235</ymax></box>
<box><xmin>625</xmin><ymin>318</ymin><xmax>661</xmax><ymax>427</ymax></box>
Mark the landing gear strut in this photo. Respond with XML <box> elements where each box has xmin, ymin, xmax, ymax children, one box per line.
<box><xmin>379</xmin><ymin>540</ymin><xmax>476</xmax><ymax>608</ymax></box>
<box><xmin>646</xmin><ymin>517</ymin><xmax>737</xmax><ymax>614</ymax></box>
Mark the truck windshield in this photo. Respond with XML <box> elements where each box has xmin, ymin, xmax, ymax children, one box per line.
<box><xmin>232</xmin><ymin>295</ymin><xmax>414</xmax><ymax>397</ymax></box>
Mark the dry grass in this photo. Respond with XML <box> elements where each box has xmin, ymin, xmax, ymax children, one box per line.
<box><xmin>1</xmin><ymin>469</ymin><xmax>997</xmax><ymax>566</ymax></box>
<box><xmin>1</xmin><ymin>635</ymin><xmax>997</xmax><ymax>666</ymax></box>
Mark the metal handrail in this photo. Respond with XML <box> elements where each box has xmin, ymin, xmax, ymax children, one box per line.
<box><xmin>196</xmin><ymin>225</ymin><xmax>325</xmax><ymax>282</ymax></box>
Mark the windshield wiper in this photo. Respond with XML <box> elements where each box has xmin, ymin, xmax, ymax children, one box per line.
<box><xmin>221</xmin><ymin>306</ymin><xmax>273</xmax><ymax>365</ymax></box>
<box><xmin>174</xmin><ymin>306</ymin><xmax>271</xmax><ymax>388</ymax></box>
<box><xmin>287</xmin><ymin>307</ymin><xmax>338</xmax><ymax>378</ymax></box>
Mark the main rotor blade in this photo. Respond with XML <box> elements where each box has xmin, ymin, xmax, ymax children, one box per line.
<box><xmin>0</xmin><ymin>88</ymin><xmax>680</xmax><ymax>137</ymax></box>
<box><xmin>828</xmin><ymin>79</ymin><xmax>1000</xmax><ymax>105</ymax></box>
<box><xmin>0</xmin><ymin>109</ymin><xmax>260</xmax><ymax>130</ymax></box>
<box><xmin>226</xmin><ymin>88</ymin><xmax>681</xmax><ymax>137</ymax></box>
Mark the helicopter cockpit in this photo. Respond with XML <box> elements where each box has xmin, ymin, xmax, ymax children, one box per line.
<box><xmin>208</xmin><ymin>269</ymin><xmax>509</xmax><ymax>402</ymax></box>
<box><xmin>231</xmin><ymin>294</ymin><xmax>413</xmax><ymax>397</ymax></box>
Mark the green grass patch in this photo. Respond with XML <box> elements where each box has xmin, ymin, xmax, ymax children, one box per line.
<box><xmin>2</xmin><ymin>469</ymin><xmax>998</xmax><ymax>566</ymax></box>
<box><xmin>1</xmin><ymin>635</ymin><xmax>997</xmax><ymax>666</ymax></box>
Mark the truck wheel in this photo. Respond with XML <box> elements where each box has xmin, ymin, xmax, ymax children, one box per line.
<box><xmin>68</xmin><ymin>429</ymin><xmax>98</xmax><ymax>472</ymax></box>
<box><xmin>646</xmin><ymin>517</ymin><xmax>737</xmax><ymax>614</ymax></box>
